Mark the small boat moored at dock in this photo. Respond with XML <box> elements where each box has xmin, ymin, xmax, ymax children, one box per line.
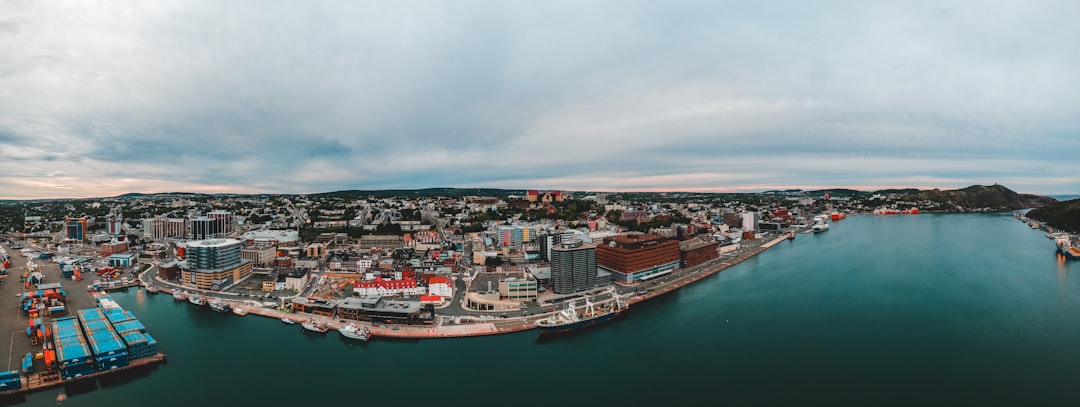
<box><xmin>232</xmin><ymin>307</ymin><xmax>248</xmax><ymax>316</ymax></box>
<box><xmin>301</xmin><ymin>319</ymin><xmax>330</xmax><ymax>333</ymax></box>
<box><xmin>339</xmin><ymin>322</ymin><xmax>372</xmax><ymax>341</ymax></box>
<box><xmin>208</xmin><ymin>297</ymin><xmax>230</xmax><ymax>313</ymax></box>
<box><xmin>173</xmin><ymin>291</ymin><xmax>189</xmax><ymax>301</ymax></box>
<box><xmin>812</xmin><ymin>216</ymin><xmax>830</xmax><ymax>233</ymax></box>
<box><xmin>281</xmin><ymin>317</ymin><xmax>296</xmax><ymax>324</ymax></box>
<box><xmin>188</xmin><ymin>294</ymin><xmax>206</xmax><ymax>306</ymax></box>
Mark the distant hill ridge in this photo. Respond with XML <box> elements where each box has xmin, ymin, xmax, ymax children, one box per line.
<box><xmin>907</xmin><ymin>184</ymin><xmax>1056</xmax><ymax>211</ymax></box>
<box><xmin>0</xmin><ymin>184</ymin><xmax>1056</xmax><ymax>204</ymax></box>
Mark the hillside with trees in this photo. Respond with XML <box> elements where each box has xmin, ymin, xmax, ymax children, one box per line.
<box><xmin>1026</xmin><ymin>198</ymin><xmax>1080</xmax><ymax>233</ymax></box>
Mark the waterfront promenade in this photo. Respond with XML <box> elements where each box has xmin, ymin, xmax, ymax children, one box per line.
<box><xmin>140</xmin><ymin>233</ymin><xmax>792</xmax><ymax>340</ymax></box>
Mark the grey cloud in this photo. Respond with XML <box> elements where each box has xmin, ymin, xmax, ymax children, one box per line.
<box><xmin>1</xmin><ymin>1</ymin><xmax>1079</xmax><ymax>198</ymax></box>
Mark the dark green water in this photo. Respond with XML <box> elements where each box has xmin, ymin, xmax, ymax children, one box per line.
<box><xmin>13</xmin><ymin>213</ymin><xmax>1080</xmax><ymax>406</ymax></box>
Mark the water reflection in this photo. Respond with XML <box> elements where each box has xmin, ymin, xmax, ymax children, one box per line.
<box><xmin>1059</xmin><ymin>253</ymin><xmax>1070</xmax><ymax>282</ymax></box>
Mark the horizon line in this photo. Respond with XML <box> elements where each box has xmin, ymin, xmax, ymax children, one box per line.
<box><xmin>2</xmin><ymin>184</ymin><xmax>1074</xmax><ymax>201</ymax></box>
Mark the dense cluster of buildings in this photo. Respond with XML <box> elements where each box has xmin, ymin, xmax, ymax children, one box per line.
<box><xmin>16</xmin><ymin>188</ymin><xmax>843</xmax><ymax>322</ymax></box>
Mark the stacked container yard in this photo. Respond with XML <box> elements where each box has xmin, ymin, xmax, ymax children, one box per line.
<box><xmin>26</xmin><ymin>317</ymin><xmax>48</xmax><ymax>346</ymax></box>
<box><xmin>76</xmin><ymin>308</ymin><xmax>129</xmax><ymax>371</ymax></box>
<box><xmin>52</xmin><ymin>317</ymin><xmax>94</xmax><ymax>380</ymax></box>
<box><xmin>97</xmin><ymin>295</ymin><xmax>123</xmax><ymax>311</ymax></box>
<box><xmin>106</xmin><ymin>311</ymin><xmax>158</xmax><ymax>361</ymax></box>
<box><xmin>103</xmin><ymin>307</ymin><xmax>136</xmax><ymax>325</ymax></box>
<box><xmin>20</xmin><ymin>283</ymin><xmax>67</xmax><ymax>317</ymax></box>
<box><xmin>0</xmin><ymin>370</ymin><xmax>20</xmax><ymax>391</ymax></box>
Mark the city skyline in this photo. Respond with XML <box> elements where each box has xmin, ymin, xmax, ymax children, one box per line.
<box><xmin>2</xmin><ymin>1</ymin><xmax>1078</xmax><ymax>199</ymax></box>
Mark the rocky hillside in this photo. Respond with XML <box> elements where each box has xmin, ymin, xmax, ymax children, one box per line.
<box><xmin>1026</xmin><ymin>198</ymin><xmax>1080</xmax><ymax>233</ymax></box>
<box><xmin>908</xmin><ymin>184</ymin><xmax>1057</xmax><ymax>212</ymax></box>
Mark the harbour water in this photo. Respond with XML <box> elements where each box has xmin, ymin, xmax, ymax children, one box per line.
<box><xmin>11</xmin><ymin>213</ymin><xmax>1080</xmax><ymax>406</ymax></box>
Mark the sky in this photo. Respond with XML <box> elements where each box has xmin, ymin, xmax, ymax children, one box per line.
<box><xmin>1</xmin><ymin>1</ymin><xmax>1079</xmax><ymax>199</ymax></box>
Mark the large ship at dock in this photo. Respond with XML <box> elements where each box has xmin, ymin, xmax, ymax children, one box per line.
<box><xmin>536</xmin><ymin>296</ymin><xmax>628</xmax><ymax>334</ymax></box>
<box><xmin>1057</xmin><ymin>236</ymin><xmax>1080</xmax><ymax>260</ymax></box>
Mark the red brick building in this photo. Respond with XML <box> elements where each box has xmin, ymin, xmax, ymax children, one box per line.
<box><xmin>100</xmin><ymin>241</ymin><xmax>130</xmax><ymax>257</ymax></box>
<box><xmin>679</xmin><ymin>239</ymin><xmax>719</xmax><ymax>269</ymax></box>
<box><xmin>596</xmin><ymin>233</ymin><xmax>681</xmax><ymax>284</ymax></box>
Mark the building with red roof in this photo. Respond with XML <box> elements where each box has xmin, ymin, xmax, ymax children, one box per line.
<box><xmin>428</xmin><ymin>276</ymin><xmax>453</xmax><ymax>298</ymax></box>
<box><xmin>353</xmin><ymin>277</ymin><xmax>426</xmax><ymax>297</ymax></box>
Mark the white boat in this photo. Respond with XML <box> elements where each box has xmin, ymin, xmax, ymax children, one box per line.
<box><xmin>208</xmin><ymin>297</ymin><xmax>230</xmax><ymax>312</ymax></box>
<box><xmin>301</xmin><ymin>319</ymin><xmax>330</xmax><ymax>333</ymax></box>
<box><xmin>188</xmin><ymin>294</ymin><xmax>206</xmax><ymax>306</ymax></box>
<box><xmin>232</xmin><ymin>307</ymin><xmax>248</xmax><ymax>316</ymax></box>
<box><xmin>812</xmin><ymin>216</ymin><xmax>829</xmax><ymax>232</ymax></box>
<box><xmin>339</xmin><ymin>323</ymin><xmax>372</xmax><ymax>341</ymax></box>
<box><xmin>281</xmin><ymin>317</ymin><xmax>296</xmax><ymax>324</ymax></box>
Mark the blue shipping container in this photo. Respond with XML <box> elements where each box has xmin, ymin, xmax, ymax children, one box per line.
<box><xmin>0</xmin><ymin>370</ymin><xmax>18</xmax><ymax>380</ymax></box>
<box><xmin>0</xmin><ymin>377</ymin><xmax>21</xmax><ymax>390</ymax></box>
<box><xmin>112</xmin><ymin>320</ymin><xmax>146</xmax><ymax>333</ymax></box>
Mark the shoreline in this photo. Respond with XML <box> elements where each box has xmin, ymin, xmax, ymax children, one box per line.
<box><xmin>138</xmin><ymin>234</ymin><xmax>792</xmax><ymax>340</ymax></box>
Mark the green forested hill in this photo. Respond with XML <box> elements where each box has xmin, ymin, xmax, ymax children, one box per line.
<box><xmin>1027</xmin><ymin>198</ymin><xmax>1080</xmax><ymax>233</ymax></box>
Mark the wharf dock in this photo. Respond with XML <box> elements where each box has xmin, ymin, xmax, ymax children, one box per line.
<box><xmin>0</xmin><ymin>353</ymin><xmax>166</xmax><ymax>398</ymax></box>
<box><xmin>2</xmin><ymin>242</ymin><xmax>167</xmax><ymax>401</ymax></box>
<box><xmin>92</xmin><ymin>279</ymin><xmax>143</xmax><ymax>291</ymax></box>
<box><xmin>623</xmin><ymin>234</ymin><xmax>788</xmax><ymax>306</ymax></box>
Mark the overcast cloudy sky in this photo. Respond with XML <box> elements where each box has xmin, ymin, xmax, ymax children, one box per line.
<box><xmin>1</xmin><ymin>1</ymin><xmax>1078</xmax><ymax>199</ymax></box>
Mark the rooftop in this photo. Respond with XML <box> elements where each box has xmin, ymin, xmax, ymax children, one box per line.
<box><xmin>186</xmin><ymin>238</ymin><xmax>243</xmax><ymax>248</ymax></box>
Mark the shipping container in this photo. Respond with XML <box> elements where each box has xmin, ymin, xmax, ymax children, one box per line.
<box><xmin>21</xmin><ymin>353</ymin><xmax>33</xmax><ymax>373</ymax></box>
<box><xmin>112</xmin><ymin>320</ymin><xmax>146</xmax><ymax>334</ymax></box>
<box><xmin>52</xmin><ymin>317</ymin><xmax>92</xmax><ymax>368</ymax></box>
<box><xmin>0</xmin><ymin>377</ymin><xmax>21</xmax><ymax>390</ymax></box>
<box><xmin>59</xmin><ymin>363</ymin><xmax>93</xmax><ymax>380</ymax></box>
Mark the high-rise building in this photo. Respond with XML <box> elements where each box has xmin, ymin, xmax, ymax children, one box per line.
<box><xmin>539</xmin><ymin>230</ymin><xmax>578</xmax><ymax>261</ymax></box>
<box><xmin>180</xmin><ymin>238</ymin><xmax>252</xmax><ymax>290</ymax></box>
<box><xmin>65</xmin><ymin>217</ymin><xmax>87</xmax><ymax>243</ymax></box>
<box><xmin>208</xmin><ymin>210</ymin><xmax>233</xmax><ymax>235</ymax></box>
<box><xmin>596</xmin><ymin>233</ymin><xmax>681</xmax><ymax>284</ymax></box>
<box><xmin>190</xmin><ymin>217</ymin><xmax>217</xmax><ymax>240</ymax></box>
<box><xmin>741</xmin><ymin>212</ymin><xmax>759</xmax><ymax>232</ymax></box>
<box><xmin>550</xmin><ymin>239</ymin><xmax>597</xmax><ymax>294</ymax></box>
<box><xmin>143</xmin><ymin>217</ymin><xmax>188</xmax><ymax>240</ymax></box>
<box><xmin>106</xmin><ymin>215</ymin><xmax>123</xmax><ymax>236</ymax></box>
